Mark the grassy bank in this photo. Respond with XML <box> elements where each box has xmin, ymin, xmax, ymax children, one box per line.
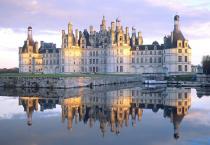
<box><xmin>0</xmin><ymin>73</ymin><xmax>139</xmax><ymax>78</ymax></box>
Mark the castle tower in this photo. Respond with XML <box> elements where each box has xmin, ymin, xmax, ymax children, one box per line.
<box><xmin>75</xmin><ymin>29</ymin><xmax>79</xmax><ymax>46</ymax></box>
<box><xmin>131</xmin><ymin>27</ymin><xmax>136</xmax><ymax>47</ymax></box>
<box><xmin>27</xmin><ymin>26</ymin><xmax>33</xmax><ymax>41</ymax></box>
<box><xmin>174</xmin><ymin>15</ymin><xmax>180</xmax><ymax>32</ymax></box>
<box><xmin>111</xmin><ymin>22</ymin><xmax>115</xmax><ymax>44</ymax></box>
<box><xmin>68</xmin><ymin>22</ymin><xmax>73</xmax><ymax>47</ymax></box>
<box><xmin>125</xmin><ymin>27</ymin><xmax>130</xmax><ymax>45</ymax></box>
<box><xmin>101</xmin><ymin>16</ymin><xmax>106</xmax><ymax>31</ymax></box>
<box><xmin>116</xmin><ymin>18</ymin><xmax>121</xmax><ymax>32</ymax></box>
<box><xmin>137</xmin><ymin>31</ymin><xmax>143</xmax><ymax>45</ymax></box>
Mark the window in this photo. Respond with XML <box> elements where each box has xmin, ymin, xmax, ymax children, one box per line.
<box><xmin>185</xmin><ymin>56</ymin><xmax>187</xmax><ymax>62</ymax></box>
<box><xmin>178</xmin><ymin>49</ymin><xmax>182</xmax><ymax>53</ymax></box>
<box><xmin>178</xmin><ymin>56</ymin><xmax>182</xmax><ymax>62</ymax></box>
<box><xmin>120</xmin><ymin>57</ymin><xmax>123</xmax><ymax>63</ymax></box>
<box><xmin>179</xmin><ymin>42</ymin><xmax>182</xmax><ymax>48</ymax></box>
<box><xmin>178</xmin><ymin>93</ymin><xmax>182</xmax><ymax>99</ymax></box>
<box><xmin>150</xmin><ymin>57</ymin><xmax>152</xmax><ymax>63</ymax></box>
<box><xmin>185</xmin><ymin>65</ymin><xmax>188</xmax><ymax>72</ymax></box>
<box><xmin>96</xmin><ymin>59</ymin><xmax>98</xmax><ymax>64</ymax></box>
<box><xmin>185</xmin><ymin>49</ymin><xmax>188</xmax><ymax>53</ymax></box>
<box><xmin>137</xmin><ymin>58</ymin><xmax>139</xmax><ymax>63</ymax></box>
<box><xmin>158</xmin><ymin>51</ymin><xmax>162</xmax><ymax>55</ymax></box>
<box><xmin>185</xmin><ymin>42</ymin><xmax>188</xmax><ymax>47</ymax></box>
<box><xmin>93</xmin><ymin>59</ymin><xmax>95</xmax><ymax>64</ymax></box>
<box><xmin>184</xmin><ymin>92</ymin><xmax>188</xmax><ymax>99</ymax></box>
<box><xmin>158</xmin><ymin>57</ymin><xmax>162</xmax><ymax>63</ymax></box>
<box><xmin>120</xmin><ymin>66</ymin><xmax>123</xmax><ymax>72</ymax></box>
<box><xmin>150</xmin><ymin>51</ymin><xmax>152</xmax><ymax>55</ymax></box>
<box><xmin>132</xmin><ymin>58</ymin><xmax>135</xmax><ymax>63</ymax></box>
<box><xmin>89</xmin><ymin>59</ymin><xmax>92</xmax><ymax>64</ymax></box>
<box><xmin>178</xmin><ymin>65</ymin><xmax>182</xmax><ymax>71</ymax></box>
<box><xmin>141</xmin><ymin>58</ymin><xmax>143</xmax><ymax>63</ymax></box>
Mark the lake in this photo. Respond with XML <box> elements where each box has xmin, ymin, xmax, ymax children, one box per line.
<box><xmin>0</xmin><ymin>84</ymin><xmax>210</xmax><ymax>145</ymax></box>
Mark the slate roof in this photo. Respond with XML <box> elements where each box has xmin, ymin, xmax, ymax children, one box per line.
<box><xmin>131</xmin><ymin>41</ymin><xmax>164</xmax><ymax>51</ymax></box>
<box><xmin>39</xmin><ymin>42</ymin><xmax>59</xmax><ymax>53</ymax></box>
<box><xmin>21</xmin><ymin>40</ymin><xmax>37</xmax><ymax>53</ymax></box>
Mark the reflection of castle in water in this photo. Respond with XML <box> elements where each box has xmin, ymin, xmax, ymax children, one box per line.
<box><xmin>19</xmin><ymin>87</ymin><xmax>191</xmax><ymax>139</ymax></box>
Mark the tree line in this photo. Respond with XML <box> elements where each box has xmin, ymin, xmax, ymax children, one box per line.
<box><xmin>202</xmin><ymin>55</ymin><xmax>210</xmax><ymax>75</ymax></box>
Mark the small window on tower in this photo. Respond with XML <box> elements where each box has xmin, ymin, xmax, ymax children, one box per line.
<box><xmin>178</xmin><ymin>42</ymin><xmax>182</xmax><ymax>48</ymax></box>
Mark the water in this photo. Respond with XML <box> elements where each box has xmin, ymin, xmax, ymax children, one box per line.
<box><xmin>0</xmin><ymin>85</ymin><xmax>210</xmax><ymax>145</ymax></box>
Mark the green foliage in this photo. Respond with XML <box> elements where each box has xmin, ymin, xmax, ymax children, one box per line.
<box><xmin>202</xmin><ymin>55</ymin><xmax>210</xmax><ymax>74</ymax></box>
<box><xmin>165</xmin><ymin>74</ymin><xmax>195</xmax><ymax>81</ymax></box>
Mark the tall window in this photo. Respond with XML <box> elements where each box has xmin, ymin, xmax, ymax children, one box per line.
<box><xmin>120</xmin><ymin>66</ymin><xmax>123</xmax><ymax>72</ymax></box>
<box><xmin>178</xmin><ymin>56</ymin><xmax>182</xmax><ymax>62</ymax></box>
<box><xmin>137</xmin><ymin>58</ymin><xmax>139</xmax><ymax>63</ymax></box>
<box><xmin>185</xmin><ymin>56</ymin><xmax>187</xmax><ymax>62</ymax></box>
<box><xmin>178</xmin><ymin>65</ymin><xmax>182</xmax><ymax>71</ymax></box>
<box><xmin>132</xmin><ymin>58</ymin><xmax>135</xmax><ymax>63</ymax></box>
<box><xmin>120</xmin><ymin>57</ymin><xmax>123</xmax><ymax>63</ymax></box>
<box><xmin>150</xmin><ymin>57</ymin><xmax>152</xmax><ymax>63</ymax></box>
<box><xmin>178</xmin><ymin>42</ymin><xmax>182</xmax><ymax>48</ymax></box>
<box><xmin>158</xmin><ymin>57</ymin><xmax>162</xmax><ymax>63</ymax></box>
<box><xmin>185</xmin><ymin>65</ymin><xmax>188</xmax><ymax>72</ymax></box>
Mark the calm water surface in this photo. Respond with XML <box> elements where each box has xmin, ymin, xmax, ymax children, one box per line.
<box><xmin>0</xmin><ymin>85</ymin><xmax>210</xmax><ymax>145</ymax></box>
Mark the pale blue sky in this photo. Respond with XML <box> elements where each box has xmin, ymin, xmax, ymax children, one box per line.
<box><xmin>0</xmin><ymin>0</ymin><xmax>210</xmax><ymax>68</ymax></box>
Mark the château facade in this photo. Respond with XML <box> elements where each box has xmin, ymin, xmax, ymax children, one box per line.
<box><xmin>19</xmin><ymin>15</ymin><xmax>191</xmax><ymax>75</ymax></box>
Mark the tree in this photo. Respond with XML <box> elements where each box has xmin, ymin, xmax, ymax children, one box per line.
<box><xmin>202</xmin><ymin>55</ymin><xmax>210</xmax><ymax>74</ymax></box>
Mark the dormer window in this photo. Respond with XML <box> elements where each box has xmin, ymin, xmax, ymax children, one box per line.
<box><xmin>184</xmin><ymin>42</ymin><xmax>188</xmax><ymax>48</ymax></box>
<box><xmin>178</xmin><ymin>41</ymin><xmax>182</xmax><ymax>48</ymax></box>
<box><xmin>136</xmin><ymin>47</ymin><xmax>139</xmax><ymax>51</ymax></box>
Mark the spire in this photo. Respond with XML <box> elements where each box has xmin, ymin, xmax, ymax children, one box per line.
<box><xmin>101</xmin><ymin>15</ymin><xmax>106</xmax><ymax>31</ymax></box>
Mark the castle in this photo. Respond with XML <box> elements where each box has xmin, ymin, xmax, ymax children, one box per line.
<box><xmin>19</xmin><ymin>15</ymin><xmax>191</xmax><ymax>75</ymax></box>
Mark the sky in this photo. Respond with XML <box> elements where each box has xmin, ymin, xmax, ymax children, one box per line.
<box><xmin>0</xmin><ymin>0</ymin><xmax>210</xmax><ymax>68</ymax></box>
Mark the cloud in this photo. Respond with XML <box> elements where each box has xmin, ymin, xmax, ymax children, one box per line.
<box><xmin>183</xmin><ymin>22</ymin><xmax>210</xmax><ymax>39</ymax></box>
<box><xmin>185</xmin><ymin>109</ymin><xmax>210</xmax><ymax>126</ymax></box>
<box><xmin>143</xmin><ymin>0</ymin><xmax>210</xmax><ymax>16</ymax></box>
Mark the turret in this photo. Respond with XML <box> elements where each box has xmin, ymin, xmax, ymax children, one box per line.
<box><xmin>174</xmin><ymin>15</ymin><xmax>180</xmax><ymax>32</ymax></box>
<box><xmin>27</xmin><ymin>26</ymin><xmax>33</xmax><ymax>41</ymax></box>
<box><xmin>101</xmin><ymin>16</ymin><xmax>106</xmax><ymax>31</ymax></box>
<box><xmin>111</xmin><ymin>21</ymin><xmax>115</xmax><ymax>32</ymax></box>
<box><xmin>125</xmin><ymin>27</ymin><xmax>130</xmax><ymax>45</ymax></box>
<box><xmin>137</xmin><ymin>32</ymin><xmax>143</xmax><ymax>45</ymax></box>
<box><xmin>131</xmin><ymin>27</ymin><xmax>136</xmax><ymax>47</ymax></box>
<box><xmin>116</xmin><ymin>18</ymin><xmax>121</xmax><ymax>32</ymax></box>
<box><xmin>111</xmin><ymin>22</ymin><xmax>115</xmax><ymax>44</ymax></box>
<box><xmin>89</xmin><ymin>25</ymin><xmax>94</xmax><ymax>35</ymax></box>
<box><xmin>75</xmin><ymin>29</ymin><xmax>79</xmax><ymax>46</ymax></box>
<box><xmin>68</xmin><ymin>22</ymin><xmax>73</xmax><ymax>47</ymax></box>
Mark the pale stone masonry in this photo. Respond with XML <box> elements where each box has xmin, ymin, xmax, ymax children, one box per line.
<box><xmin>19</xmin><ymin>15</ymin><xmax>191</xmax><ymax>75</ymax></box>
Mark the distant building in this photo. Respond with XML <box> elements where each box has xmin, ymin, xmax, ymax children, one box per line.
<box><xmin>192</xmin><ymin>65</ymin><xmax>203</xmax><ymax>74</ymax></box>
<box><xmin>19</xmin><ymin>15</ymin><xmax>192</xmax><ymax>75</ymax></box>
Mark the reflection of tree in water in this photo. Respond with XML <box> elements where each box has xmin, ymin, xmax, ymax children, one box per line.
<box><xmin>19</xmin><ymin>87</ymin><xmax>191</xmax><ymax>139</ymax></box>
